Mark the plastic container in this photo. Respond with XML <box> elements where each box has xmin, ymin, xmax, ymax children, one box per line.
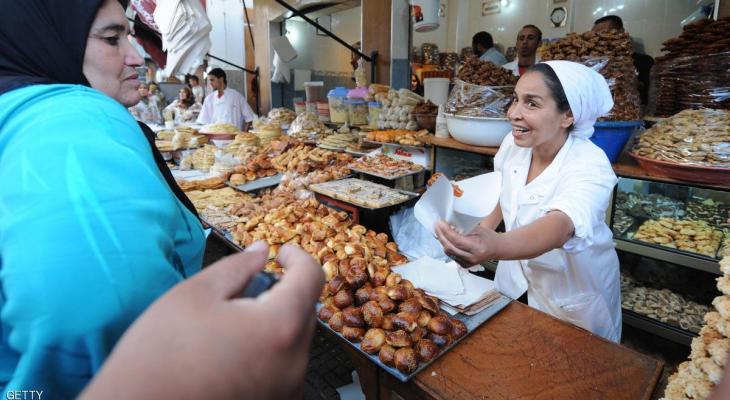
<box><xmin>347</xmin><ymin>99</ymin><xmax>369</xmax><ymax>125</ymax></box>
<box><xmin>305</xmin><ymin>101</ymin><xmax>317</xmax><ymax>114</ymax></box>
<box><xmin>423</xmin><ymin>77</ymin><xmax>450</xmax><ymax>105</ymax></box>
<box><xmin>294</xmin><ymin>101</ymin><xmax>306</xmax><ymax>115</ymax></box>
<box><xmin>368</xmin><ymin>101</ymin><xmax>382</xmax><ymax>128</ymax></box>
<box><xmin>304</xmin><ymin>81</ymin><xmax>324</xmax><ymax>102</ymax></box>
<box><xmin>412</xmin><ymin>0</ymin><xmax>440</xmax><ymax>32</ymax></box>
<box><xmin>328</xmin><ymin>87</ymin><xmax>349</xmax><ymax>124</ymax></box>
<box><xmin>317</xmin><ymin>101</ymin><xmax>330</xmax><ymax>123</ymax></box>
<box><xmin>589</xmin><ymin>121</ymin><xmax>643</xmax><ymax>163</ymax></box>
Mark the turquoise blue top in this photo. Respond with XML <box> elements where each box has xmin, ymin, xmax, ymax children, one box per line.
<box><xmin>0</xmin><ymin>84</ymin><xmax>205</xmax><ymax>398</ymax></box>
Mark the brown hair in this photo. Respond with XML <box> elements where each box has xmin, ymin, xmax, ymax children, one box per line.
<box><xmin>179</xmin><ymin>86</ymin><xmax>195</xmax><ymax>108</ymax></box>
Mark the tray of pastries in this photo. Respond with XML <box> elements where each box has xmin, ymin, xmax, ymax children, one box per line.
<box><xmin>317</xmin><ymin>293</ymin><xmax>510</xmax><ymax>382</ymax></box>
<box><xmin>309</xmin><ymin>178</ymin><xmax>418</xmax><ymax>209</ymax></box>
<box><xmin>629</xmin><ymin>217</ymin><xmax>723</xmax><ymax>259</ymax></box>
<box><xmin>349</xmin><ymin>154</ymin><xmax>424</xmax><ymax>180</ymax></box>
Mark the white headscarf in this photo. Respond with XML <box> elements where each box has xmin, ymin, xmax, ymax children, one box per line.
<box><xmin>541</xmin><ymin>60</ymin><xmax>614</xmax><ymax>139</ymax></box>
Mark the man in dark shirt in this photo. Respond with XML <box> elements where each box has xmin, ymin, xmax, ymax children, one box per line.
<box><xmin>593</xmin><ymin>15</ymin><xmax>654</xmax><ymax>106</ymax></box>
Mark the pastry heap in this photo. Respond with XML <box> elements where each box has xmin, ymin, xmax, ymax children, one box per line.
<box><xmin>456</xmin><ymin>57</ymin><xmax>517</xmax><ymax>87</ymax></box>
<box><xmin>541</xmin><ymin>29</ymin><xmax>640</xmax><ymax>121</ymax></box>
<box><xmin>661</xmin><ymin>256</ymin><xmax>730</xmax><ymax>399</ymax></box>
<box><xmin>653</xmin><ymin>17</ymin><xmax>730</xmax><ymax>116</ymax></box>
<box><xmin>633</xmin><ymin>109</ymin><xmax>730</xmax><ymax>167</ymax></box>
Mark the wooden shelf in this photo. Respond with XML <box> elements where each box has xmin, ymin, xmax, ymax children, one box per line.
<box><xmin>612</xmin><ymin>156</ymin><xmax>730</xmax><ymax>191</ymax></box>
<box><xmin>418</xmin><ymin>136</ymin><xmax>499</xmax><ymax>156</ymax></box>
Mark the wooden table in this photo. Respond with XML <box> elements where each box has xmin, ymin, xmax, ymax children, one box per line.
<box><xmin>340</xmin><ymin>301</ymin><xmax>663</xmax><ymax>400</ymax></box>
<box><xmin>418</xmin><ymin>136</ymin><xmax>499</xmax><ymax>156</ymax></box>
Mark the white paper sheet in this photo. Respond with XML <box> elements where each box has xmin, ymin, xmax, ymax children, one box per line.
<box><xmin>414</xmin><ymin>172</ymin><xmax>501</xmax><ymax>236</ymax></box>
<box><xmin>392</xmin><ymin>257</ymin><xmax>498</xmax><ymax>309</ymax></box>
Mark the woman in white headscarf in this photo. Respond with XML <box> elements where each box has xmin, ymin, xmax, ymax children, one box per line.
<box><xmin>435</xmin><ymin>61</ymin><xmax>621</xmax><ymax>342</ymax></box>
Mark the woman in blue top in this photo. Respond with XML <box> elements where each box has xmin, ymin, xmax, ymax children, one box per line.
<box><xmin>0</xmin><ymin>0</ymin><xmax>206</xmax><ymax>396</ymax></box>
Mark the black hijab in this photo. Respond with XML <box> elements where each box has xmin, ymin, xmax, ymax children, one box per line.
<box><xmin>0</xmin><ymin>0</ymin><xmax>198</xmax><ymax>217</ymax></box>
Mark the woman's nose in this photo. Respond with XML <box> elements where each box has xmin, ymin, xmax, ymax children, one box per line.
<box><xmin>507</xmin><ymin>102</ymin><xmax>522</xmax><ymax>121</ymax></box>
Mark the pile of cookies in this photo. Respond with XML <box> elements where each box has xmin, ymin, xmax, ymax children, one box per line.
<box><xmin>541</xmin><ymin>29</ymin><xmax>641</xmax><ymax>121</ymax></box>
<box><xmin>456</xmin><ymin>57</ymin><xmax>517</xmax><ymax>87</ymax></box>
<box><xmin>317</xmin><ymin>133</ymin><xmax>359</xmax><ymax>150</ymax></box>
<box><xmin>653</xmin><ymin>17</ymin><xmax>730</xmax><ymax>117</ymax></box>
<box><xmin>621</xmin><ymin>274</ymin><xmax>709</xmax><ymax>333</ymax></box>
<box><xmin>631</xmin><ymin>218</ymin><xmax>723</xmax><ymax>258</ymax></box>
<box><xmin>632</xmin><ymin>109</ymin><xmax>730</xmax><ymax>167</ymax></box>
<box><xmin>366</xmin><ymin>129</ymin><xmax>429</xmax><ymax>146</ymax></box>
<box><xmin>661</xmin><ymin>256</ymin><xmax>730</xmax><ymax>399</ymax></box>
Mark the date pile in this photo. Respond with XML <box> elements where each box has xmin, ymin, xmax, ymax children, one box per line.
<box><xmin>541</xmin><ymin>29</ymin><xmax>641</xmax><ymax>121</ymax></box>
<box><xmin>456</xmin><ymin>57</ymin><xmax>517</xmax><ymax>87</ymax></box>
<box><xmin>652</xmin><ymin>17</ymin><xmax>730</xmax><ymax>117</ymax></box>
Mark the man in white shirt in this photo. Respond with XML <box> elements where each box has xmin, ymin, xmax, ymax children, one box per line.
<box><xmin>503</xmin><ymin>25</ymin><xmax>542</xmax><ymax>77</ymax></box>
<box><xmin>189</xmin><ymin>75</ymin><xmax>205</xmax><ymax>104</ymax></box>
<box><xmin>197</xmin><ymin>68</ymin><xmax>256</xmax><ymax>131</ymax></box>
<box><xmin>472</xmin><ymin>31</ymin><xmax>506</xmax><ymax>66</ymax></box>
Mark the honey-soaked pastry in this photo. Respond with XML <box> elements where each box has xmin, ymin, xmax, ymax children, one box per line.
<box><xmin>229</xmin><ymin>173</ymin><xmax>247</xmax><ymax>185</ymax></box>
<box><xmin>427</xmin><ymin>315</ymin><xmax>453</xmax><ymax>335</ymax></box>
<box><xmin>386</xmin><ymin>285</ymin><xmax>409</xmax><ymax>301</ymax></box>
<box><xmin>342</xmin><ymin>307</ymin><xmax>365</xmax><ymax>328</ymax></box>
<box><xmin>410</xmin><ymin>327</ymin><xmax>427</xmax><ymax>343</ymax></box>
<box><xmin>379</xmin><ymin>345</ymin><xmax>397</xmax><ymax>367</ymax></box>
<box><xmin>385</xmin><ymin>330</ymin><xmax>413</xmax><ymax>348</ymax></box>
<box><xmin>362</xmin><ymin>301</ymin><xmax>384</xmax><ymax>328</ymax></box>
<box><xmin>372</xmin><ymin>268</ymin><xmax>389</xmax><ymax>287</ymax></box>
<box><xmin>355</xmin><ymin>286</ymin><xmax>373</xmax><ymax>306</ymax></box>
<box><xmin>414</xmin><ymin>294</ymin><xmax>439</xmax><ymax>315</ymax></box>
<box><xmin>417</xmin><ymin>310</ymin><xmax>432</xmax><ymax>328</ymax></box>
<box><xmin>400</xmin><ymin>279</ymin><xmax>415</xmax><ymax>293</ymax></box>
<box><xmin>393</xmin><ymin>312</ymin><xmax>419</xmax><ymax>332</ymax></box>
<box><xmin>345</xmin><ymin>267</ymin><xmax>369</xmax><ymax>289</ymax></box>
<box><xmin>334</xmin><ymin>289</ymin><xmax>354</xmax><ymax>309</ymax></box>
<box><xmin>451</xmin><ymin>319</ymin><xmax>468</xmax><ymax>339</ymax></box>
<box><xmin>361</xmin><ymin>328</ymin><xmax>387</xmax><ymax>354</ymax></box>
<box><xmin>342</xmin><ymin>326</ymin><xmax>366</xmax><ymax>342</ymax></box>
<box><xmin>394</xmin><ymin>348</ymin><xmax>418</xmax><ymax>374</ymax></box>
<box><xmin>428</xmin><ymin>332</ymin><xmax>452</xmax><ymax>348</ymax></box>
<box><xmin>322</xmin><ymin>260</ymin><xmax>338</xmax><ymax>282</ymax></box>
<box><xmin>381</xmin><ymin>314</ymin><xmax>396</xmax><ymax>331</ymax></box>
<box><xmin>385</xmin><ymin>272</ymin><xmax>402</xmax><ymax>287</ymax></box>
<box><xmin>327</xmin><ymin>275</ymin><xmax>346</xmax><ymax>296</ymax></box>
<box><xmin>376</xmin><ymin>294</ymin><xmax>396</xmax><ymax>313</ymax></box>
<box><xmin>399</xmin><ymin>298</ymin><xmax>422</xmax><ymax>314</ymax></box>
<box><xmin>415</xmin><ymin>339</ymin><xmax>439</xmax><ymax>362</ymax></box>
<box><xmin>318</xmin><ymin>305</ymin><xmax>338</xmax><ymax>322</ymax></box>
<box><xmin>328</xmin><ymin>311</ymin><xmax>345</xmax><ymax>332</ymax></box>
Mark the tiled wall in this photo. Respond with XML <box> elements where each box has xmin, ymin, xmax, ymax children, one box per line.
<box><xmin>413</xmin><ymin>0</ymin><xmax>711</xmax><ymax>59</ymax></box>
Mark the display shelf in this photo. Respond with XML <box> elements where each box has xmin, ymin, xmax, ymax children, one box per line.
<box><xmin>614</xmin><ymin>238</ymin><xmax>721</xmax><ymax>275</ymax></box>
<box><xmin>613</xmin><ymin>158</ymin><xmax>730</xmax><ymax>192</ymax></box>
<box><xmin>418</xmin><ymin>135</ymin><xmax>499</xmax><ymax>156</ymax></box>
<box><xmin>622</xmin><ymin>308</ymin><xmax>696</xmax><ymax>347</ymax></box>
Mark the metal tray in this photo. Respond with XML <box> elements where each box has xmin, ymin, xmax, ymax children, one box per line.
<box><xmin>309</xmin><ymin>178</ymin><xmax>419</xmax><ymax>210</ymax></box>
<box><xmin>317</xmin><ymin>295</ymin><xmax>511</xmax><ymax>382</ymax></box>
<box><xmin>362</xmin><ymin>139</ymin><xmax>429</xmax><ymax>150</ymax></box>
<box><xmin>226</xmin><ymin>174</ymin><xmax>283</xmax><ymax>192</ymax></box>
<box><xmin>348</xmin><ymin>165</ymin><xmax>425</xmax><ymax>181</ymax></box>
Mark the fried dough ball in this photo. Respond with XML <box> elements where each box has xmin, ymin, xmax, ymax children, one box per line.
<box><xmin>415</xmin><ymin>339</ymin><xmax>439</xmax><ymax>362</ymax></box>
<box><xmin>394</xmin><ymin>347</ymin><xmax>418</xmax><ymax>373</ymax></box>
<box><xmin>361</xmin><ymin>328</ymin><xmax>387</xmax><ymax>354</ymax></box>
<box><xmin>427</xmin><ymin>315</ymin><xmax>452</xmax><ymax>335</ymax></box>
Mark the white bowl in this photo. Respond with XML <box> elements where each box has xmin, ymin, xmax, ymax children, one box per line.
<box><xmin>445</xmin><ymin>114</ymin><xmax>511</xmax><ymax>147</ymax></box>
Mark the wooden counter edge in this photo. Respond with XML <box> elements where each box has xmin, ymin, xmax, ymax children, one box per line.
<box><xmin>418</xmin><ymin>136</ymin><xmax>499</xmax><ymax>156</ymax></box>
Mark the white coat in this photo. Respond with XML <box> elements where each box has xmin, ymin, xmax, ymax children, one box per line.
<box><xmin>503</xmin><ymin>55</ymin><xmax>541</xmax><ymax>76</ymax></box>
<box><xmin>197</xmin><ymin>87</ymin><xmax>255</xmax><ymax>130</ymax></box>
<box><xmin>493</xmin><ymin>133</ymin><xmax>622</xmax><ymax>342</ymax></box>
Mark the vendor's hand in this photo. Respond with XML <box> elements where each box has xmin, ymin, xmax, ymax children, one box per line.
<box><xmin>435</xmin><ymin>220</ymin><xmax>500</xmax><ymax>267</ymax></box>
<box><xmin>80</xmin><ymin>241</ymin><xmax>324</xmax><ymax>400</ymax></box>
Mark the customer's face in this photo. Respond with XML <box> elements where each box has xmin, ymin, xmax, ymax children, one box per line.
<box><xmin>83</xmin><ymin>0</ymin><xmax>144</xmax><ymax>107</ymax></box>
<box><xmin>516</xmin><ymin>27</ymin><xmax>540</xmax><ymax>59</ymax></box>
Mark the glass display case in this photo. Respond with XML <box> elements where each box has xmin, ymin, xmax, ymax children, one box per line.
<box><xmin>609</xmin><ymin>177</ymin><xmax>729</xmax><ymax>345</ymax></box>
<box><xmin>610</xmin><ymin>177</ymin><xmax>730</xmax><ymax>274</ymax></box>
